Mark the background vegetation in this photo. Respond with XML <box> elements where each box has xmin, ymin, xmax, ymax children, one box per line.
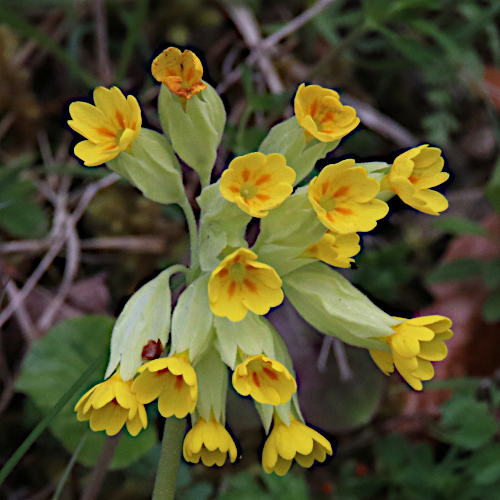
<box><xmin>1</xmin><ymin>0</ymin><xmax>500</xmax><ymax>498</ymax></box>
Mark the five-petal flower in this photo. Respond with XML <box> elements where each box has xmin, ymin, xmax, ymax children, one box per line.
<box><xmin>294</xmin><ymin>84</ymin><xmax>359</xmax><ymax>143</ymax></box>
<box><xmin>262</xmin><ymin>414</ymin><xmax>332</xmax><ymax>476</ymax></box>
<box><xmin>208</xmin><ymin>248</ymin><xmax>284</xmax><ymax>322</ymax></box>
<box><xmin>232</xmin><ymin>354</ymin><xmax>297</xmax><ymax>405</ymax></box>
<box><xmin>382</xmin><ymin>145</ymin><xmax>449</xmax><ymax>215</ymax></box>
<box><xmin>220</xmin><ymin>152</ymin><xmax>296</xmax><ymax>217</ymax></box>
<box><xmin>183</xmin><ymin>415</ymin><xmax>238</xmax><ymax>466</ymax></box>
<box><xmin>68</xmin><ymin>86</ymin><xmax>141</xmax><ymax>167</ymax></box>
<box><xmin>369</xmin><ymin>315</ymin><xmax>453</xmax><ymax>390</ymax></box>
<box><xmin>151</xmin><ymin>47</ymin><xmax>207</xmax><ymax>102</ymax></box>
<box><xmin>75</xmin><ymin>372</ymin><xmax>147</xmax><ymax>436</ymax></box>
<box><xmin>308</xmin><ymin>159</ymin><xmax>388</xmax><ymax>233</ymax></box>
<box><xmin>131</xmin><ymin>355</ymin><xmax>198</xmax><ymax>418</ymax></box>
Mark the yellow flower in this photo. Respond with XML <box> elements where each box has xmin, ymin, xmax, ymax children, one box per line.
<box><xmin>151</xmin><ymin>47</ymin><xmax>207</xmax><ymax>101</ymax></box>
<box><xmin>308</xmin><ymin>159</ymin><xmax>388</xmax><ymax>234</ymax></box>
<box><xmin>262</xmin><ymin>415</ymin><xmax>332</xmax><ymax>476</ymax></box>
<box><xmin>369</xmin><ymin>315</ymin><xmax>453</xmax><ymax>391</ymax></box>
<box><xmin>208</xmin><ymin>248</ymin><xmax>284</xmax><ymax>322</ymax></box>
<box><xmin>131</xmin><ymin>356</ymin><xmax>197</xmax><ymax>418</ymax></box>
<box><xmin>183</xmin><ymin>415</ymin><xmax>238</xmax><ymax>466</ymax></box>
<box><xmin>303</xmin><ymin>231</ymin><xmax>360</xmax><ymax>268</ymax></box>
<box><xmin>382</xmin><ymin>145</ymin><xmax>449</xmax><ymax>215</ymax></box>
<box><xmin>68</xmin><ymin>86</ymin><xmax>141</xmax><ymax>167</ymax></box>
<box><xmin>220</xmin><ymin>152</ymin><xmax>296</xmax><ymax>218</ymax></box>
<box><xmin>294</xmin><ymin>84</ymin><xmax>359</xmax><ymax>143</ymax></box>
<box><xmin>232</xmin><ymin>354</ymin><xmax>297</xmax><ymax>405</ymax></box>
<box><xmin>74</xmin><ymin>372</ymin><xmax>147</xmax><ymax>436</ymax></box>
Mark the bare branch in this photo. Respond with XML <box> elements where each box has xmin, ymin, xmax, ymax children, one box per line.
<box><xmin>223</xmin><ymin>2</ymin><xmax>284</xmax><ymax>94</ymax></box>
<box><xmin>217</xmin><ymin>0</ymin><xmax>338</xmax><ymax>94</ymax></box>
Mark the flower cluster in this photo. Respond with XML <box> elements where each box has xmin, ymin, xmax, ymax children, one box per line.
<box><xmin>70</xmin><ymin>47</ymin><xmax>453</xmax><ymax>475</ymax></box>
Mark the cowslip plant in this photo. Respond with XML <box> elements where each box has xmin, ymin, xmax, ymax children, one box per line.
<box><xmin>67</xmin><ymin>47</ymin><xmax>453</xmax><ymax>497</ymax></box>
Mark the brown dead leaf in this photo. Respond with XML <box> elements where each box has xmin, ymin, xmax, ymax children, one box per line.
<box><xmin>403</xmin><ymin>214</ymin><xmax>500</xmax><ymax>416</ymax></box>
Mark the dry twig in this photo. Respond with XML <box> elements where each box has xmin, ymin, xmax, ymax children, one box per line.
<box><xmin>217</xmin><ymin>0</ymin><xmax>338</xmax><ymax>94</ymax></box>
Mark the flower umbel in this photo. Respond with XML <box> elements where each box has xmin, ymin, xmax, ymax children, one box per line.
<box><xmin>208</xmin><ymin>248</ymin><xmax>284</xmax><ymax>322</ymax></box>
<box><xmin>369</xmin><ymin>315</ymin><xmax>453</xmax><ymax>390</ymax></box>
<box><xmin>303</xmin><ymin>231</ymin><xmax>360</xmax><ymax>268</ymax></box>
<box><xmin>183</xmin><ymin>415</ymin><xmax>238</xmax><ymax>466</ymax></box>
<box><xmin>382</xmin><ymin>145</ymin><xmax>449</xmax><ymax>215</ymax></box>
<box><xmin>220</xmin><ymin>152</ymin><xmax>296</xmax><ymax>218</ymax></box>
<box><xmin>262</xmin><ymin>415</ymin><xmax>332</xmax><ymax>476</ymax></box>
<box><xmin>74</xmin><ymin>372</ymin><xmax>147</xmax><ymax>436</ymax></box>
<box><xmin>308</xmin><ymin>159</ymin><xmax>388</xmax><ymax>234</ymax></box>
<box><xmin>294</xmin><ymin>84</ymin><xmax>360</xmax><ymax>143</ymax></box>
<box><xmin>151</xmin><ymin>47</ymin><xmax>207</xmax><ymax>101</ymax></box>
<box><xmin>131</xmin><ymin>355</ymin><xmax>197</xmax><ymax>418</ymax></box>
<box><xmin>68</xmin><ymin>86</ymin><xmax>141</xmax><ymax>167</ymax></box>
<box><xmin>232</xmin><ymin>354</ymin><xmax>297</xmax><ymax>405</ymax></box>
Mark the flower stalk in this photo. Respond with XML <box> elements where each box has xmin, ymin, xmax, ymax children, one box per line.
<box><xmin>152</xmin><ymin>417</ymin><xmax>187</xmax><ymax>500</ymax></box>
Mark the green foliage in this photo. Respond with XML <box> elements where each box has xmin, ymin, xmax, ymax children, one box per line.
<box><xmin>437</xmin><ymin>388</ymin><xmax>499</xmax><ymax>449</ymax></box>
<box><xmin>427</xmin><ymin>257</ymin><xmax>500</xmax><ymax>323</ymax></box>
<box><xmin>217</xmin><ymin>470</ymin><xmax>309</xmax><ymax>500</ymax></box>
<box><xmin>353</xmin><ymin>243</ymin><xmax>415</xmax><ymax>303</ymax></box>
<box><xmin>336</xmin><ymin>385</ymin><xmax>500</xmax><ymax>499</ymax></box>
<box><xmin>433</xmin><ymin>217</ymin><xmax>489</xmax><ymax>236</ymax></box>
<box><xmin>0</xmin><ymin>161</ymin><xmax>48</xmax><ymax>238</ymax></box>
<box><xmin>486</xmin><ymin>155</ymin><xmax>500</xmax><ymax>214</ymax></box>
<box><xmin>16</xmin><ymin>316</ymin><xmax>157</xmax><ymax>468</ymax></box>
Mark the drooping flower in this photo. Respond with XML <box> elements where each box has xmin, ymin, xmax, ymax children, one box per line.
<box><xmin>220</xmin><ymin>152</ymin><xmax>296</xmax><ymax>218</ymax></box>
<box><xmin>294</xmin><ymin>84</ymin><xmax>359</xmax><ymax>143</ymax></box>
<box><xmin>183</xmin><ymin>415</ymin><xmax>238</xmax><ymax>466</ymax></box>
<box><xmin>74</xmin><ymin>372</ymin><xmax>147</xmax><ymax>436</ymax></box>
<box><xmin>308</xmin><ymin>159</ymin><xmax>388</xmax><ymax>234</ymax></box>
<box><xmin>303</xmin><ymin>231</ymin><xmax>360</xmax><ymax>268</ymax></box>
<box><xmin>208</xmin><ymin>248</ymin><xmax>284</xmax><ymax>322</ymax></box>
<box><xmin>151</xmin><ymin>47</ymin><xmax>207</xmax><ymax>101</ymax></box>
<box><xmin>131</xmin><ymin>355</ymin><xmax>197</xmax><ymax>418</ymax></box>
<box><xmin>381</xmin><ymin>145</ymin><xmax>449</xmax><ymax>215</ymax></box>
<box><xmin>369</xmin><ymin>315</ymin><xmax>453</xmax><ymax>391</ymax></box>
<box><xmin>68</xmin><ymin>86</ymin><xmax>141</xmax><ymax>167</ymax></box>
<box><xmin>262</xmin><ymin>414</ymin><xmax>332</xmax><ymax>476</ymax></box>
<box><xmin>232</xmin><ymin>354</ymin><xmax>297</xmax><ymax>405</ymax></box>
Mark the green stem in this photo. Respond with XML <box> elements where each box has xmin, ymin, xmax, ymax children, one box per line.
<box><xmin>179</xmin><ymin>201</ymin><xmax>199</xmax><ymax>280</ymax></box>
<box><xmin>152</xmin><ymin>417</ymin><xmax>187</xmax><ymax>500</ymax></box>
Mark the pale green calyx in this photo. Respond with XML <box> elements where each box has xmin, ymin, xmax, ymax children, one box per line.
<box><xmin>107</xmin><ymin>128</ymin><xmax>186</xmax><ymax>205</ymax></box>
<box><xmin>158</xmin><ymin>81</ymin><xmax>226</xmax><ymax>188</ymax></box>
<box><xmin>283</xmin><ymin>262</ymin><xmax>401</xmax><ymax>351</ymax></box>
<box><xmin>105</xmin><ymin>266</ymin><xmax>182</xmax><ymax>381</ymax></box>
<box><xmin>356</xmin><ymin>161</ymin><xmax>395</xmax><ymax>202</ymax></box>
<box><xmin>197</xmin><ymin>181</ymin><xmax>252</xmax><ymax>272</ymax></box>
<box><xmin>253</xmin><ymin>187</ymin><xmax>326</xmax><ymax>276</ymax></box>
<box><xmin>259</xmin><ymin>117</ymin><xmax>340</xmax><ymax>185</ymax></box>
<box><xmin>170</xmin><ymin>273</ymin><xmax>214</xmax><ymax>363</ymax></box>
<box><xmin>213</xmin><ymin>313</ymin><xmax>276</xmax><ymax>370</ymax></box>
<box><xmin>193</xmin><ymin>345</ymin><xmax>228</xmax><ymax>425</ymax></box>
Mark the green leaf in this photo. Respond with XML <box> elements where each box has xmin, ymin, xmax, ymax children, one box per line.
<box><xmin>0</xmin><ymin>167</ymin><xmax>49</xmax><ymax>238</ymax></box>
<box><xmin>433</xmin><ymin>217</ymin><xmax>488</xmax><ymax>236</ymax></box>
<box><xmin>426</xmin><ymin>258</ymin><xmax>484</xmax><ymax>284</ymax></box>
<box><xmin>483</xmin><ymin>289</ymin><xmax>500</xmax><ymax>323</ymax></box>
<box><xmin>379</xmin><ymin>27</ymin><xmax>439</xmax><ymax>66</ymax></box>
<box><xmin>217</xmin><ymin>470</ymin><xmax>309</xmax><ymax>500</ymax></box>
<box><xmin>467</xmin><ymin>445</ymin><xmax>500</xmax><ymax>485</ymax></box>
<box><xmin>482</xmin><ymin>259</ymin><xmax>500</xmax><ymax>290</ymax></box>
<box><xmin>437</xmin><ymin>389</ymin><xmax>498</xmax><ymax>449</ymax></box>
<box><xmin>486</xmin><ymin>155</ymin><xmax>500</xmax><ymax>213</ymax></box>
<box><xmin>16</xmin><ymin>316</ymin><xmax>157</xmax><ymax>468</ymax></box>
